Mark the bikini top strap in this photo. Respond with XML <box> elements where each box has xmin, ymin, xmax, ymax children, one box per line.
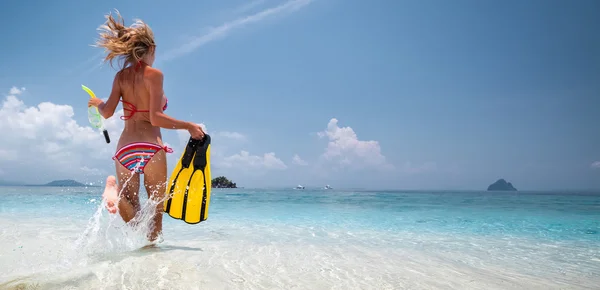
<box><xmin>120</xmin><ymin>100</ymin><xmax>150</xmax><ymax>120</ymax></box>
<box><xmin>134</xmin><ymin>60</ymin><xmax>145</xmax><ymax>72</ymax></box>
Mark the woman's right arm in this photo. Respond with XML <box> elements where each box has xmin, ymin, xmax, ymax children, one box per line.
<box><xmin>145</xmin><ymin>68</ymin><xmax>193</xmax><ymax>130</ymax></box>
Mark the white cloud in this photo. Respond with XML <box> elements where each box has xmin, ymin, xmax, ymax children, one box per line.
<box><xmin>176</xmin><ymin>129</ymin><xmax>190</xmax><ymax>146</ymax></box>
<box><xmin>162</xmin><ymin>0</ymin><xmax>314</xmax><ymax>61</ymax></box>
<box><xmin>292</xmin><ymin>154</ymin><xmax>308</xmax><ymax>166</ymax></box>
<box><xmin>216</xmin><ymin>131</ymin><xmax>246</xmax><ymax>141</ymax></box>
<box><xmin>174</xmin><ymin>125</ymin><xmax>283</xmax><ymax>173</ymax></box>
<box><xmin>0</xmin><ymin>87</ymin><xmax>125</xmax><ymax>183</ymax></box>
<box><xmin>220</xmin><ymin>151</ymin><xmax>287</xmax><ymax>170</ymax></box>
<box><xmin>317</xmin><ymin>118</ymin><xmax>393</xmax><ymax>170</ymax></box>
<box><xmin>0</xmin><ymin>86</ymin><xmax>291</xmax><ymax>186</ymax></box>
<box><xmin>8</xmin><ymin>86</ymin><xmax>25</xmax><ymax>95</ymax></box>
<box><xmin>591</xmin><ymin>161</ymin><xmax>600</xmax><ymax>169</ymax></box>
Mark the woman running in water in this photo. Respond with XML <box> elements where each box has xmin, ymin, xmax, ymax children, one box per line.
<box><xmin>87</xmin><ymin>10</ymin><xmax>205</xmax><ymax>242</ymax></box>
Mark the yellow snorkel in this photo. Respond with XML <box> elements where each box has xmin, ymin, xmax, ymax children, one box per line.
<box><xmin>82</xmin><ymin>84</ymin><xmax>111</xmax><ymax>144</ymax></box>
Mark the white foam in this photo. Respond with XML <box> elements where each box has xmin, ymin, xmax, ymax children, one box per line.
<box><xmin>1</xmin><ymin>216</ymin><xmax>599</xmax><ymax>290</ymax></box>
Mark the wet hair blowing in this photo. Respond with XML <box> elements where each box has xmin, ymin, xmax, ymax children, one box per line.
<box><xmin>95</xmin><ymin>9</ymin><xmax>155</xmax><ymax>70</ymax></box>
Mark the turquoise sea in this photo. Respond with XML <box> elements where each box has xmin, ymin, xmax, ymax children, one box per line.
<box><xmin>0</xmin><ymin>186</ymin><xmax>599</xmax><ymax>289</ymax></box>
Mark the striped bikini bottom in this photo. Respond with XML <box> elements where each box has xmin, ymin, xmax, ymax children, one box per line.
<box><xmin>113</xmin><ymin>142</ymin><xmax>174</xmax><ymax>174</ymax></box>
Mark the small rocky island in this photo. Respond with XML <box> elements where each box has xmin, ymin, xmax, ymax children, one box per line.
<box><xmin>487</xmin><ymin>179</ymin><xmax>517</xmax><ymax>191</ymax></box>
<box><xmin>212</xmin><ymin>176</ymin><xmax>237</xmax><ymax>188</ymax></box>
<box><xmin>44</xmin><ymin>179</ymin><xmax>89</xmax><ymax>187</ymax></box>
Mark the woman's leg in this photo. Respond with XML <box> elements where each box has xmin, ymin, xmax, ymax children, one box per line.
<box><xmin>141</xmin><ymin>149</ymin><xmax>168</xmax><ymax>242</ymax></box>
<box><xmin>102</xmin><ymin>161</ymin><xmax>141</xmax><ymax>223</ymax></box>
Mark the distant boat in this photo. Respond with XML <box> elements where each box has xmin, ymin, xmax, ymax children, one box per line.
<box><xmin>324</xmin><ymin>185</ymin><xmax>333</xmax><ymax>190</ymax></box>
<box><xmin>294</xmin><ymin>185</ymin><xmax>305</xmax><ymax>190</ymax></box>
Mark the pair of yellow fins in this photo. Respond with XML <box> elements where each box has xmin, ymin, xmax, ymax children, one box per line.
<box><xmin>163</xmin><ymin>134</ymin><xmax>212</xmax><ymax>224</ymax></box>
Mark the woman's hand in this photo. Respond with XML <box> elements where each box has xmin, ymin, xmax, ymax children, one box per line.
<box><xmin>88</xmin><ymin>98</ymin><xmax>104</xmax><ymax>108</ymax></box>
<box><xmin>187</xmin><ymin>123</ymin><xmax>206</xmax><ymax>140</ymax></box>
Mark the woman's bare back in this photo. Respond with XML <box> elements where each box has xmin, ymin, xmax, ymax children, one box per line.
<box><xmin>116</xmin><ymin>66</ymin><xmax>167</xmax><ymax>146</ymax></box>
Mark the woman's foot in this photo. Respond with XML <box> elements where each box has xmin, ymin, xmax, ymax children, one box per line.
<box><xmin>102</xmin><ymin>175</ymin><xmax>119</xmax><ymax>214</ymax></box>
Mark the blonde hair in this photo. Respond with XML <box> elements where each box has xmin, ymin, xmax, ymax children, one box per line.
<box><xmin>95</xmin><ymin>9</ymin><xmax>155</xmax><ymax>70</ymax></box>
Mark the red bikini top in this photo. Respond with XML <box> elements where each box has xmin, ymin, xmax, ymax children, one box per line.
<box><xmin>120</xmin><ymin>60</ymin><xmax>169</xmax><ymax>121</ymax></box>
<box><xmin>120</xmin><ymin>99</ymin><xmax>168</xmax><ymax>120</ymax></box>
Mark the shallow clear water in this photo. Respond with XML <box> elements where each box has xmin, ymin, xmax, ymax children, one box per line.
<box><xmin>0</xmin><ymin>186</ymin><xmax>599</xmax><ymax>289</ymax></box>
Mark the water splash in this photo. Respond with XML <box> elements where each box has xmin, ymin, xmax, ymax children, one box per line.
<box><xmin>71</xmin><ymin>156</ymin><xmax>168</xmax><ymax>263</ymax></box>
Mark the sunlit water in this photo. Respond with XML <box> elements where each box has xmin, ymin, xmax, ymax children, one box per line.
<box><xmin>0</xmin><ymin>186</ymin><xmax>599</xmax><ymax>289</ymax></box>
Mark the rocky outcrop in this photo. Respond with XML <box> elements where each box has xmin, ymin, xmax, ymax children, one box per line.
<box><xmin>487</xmin><ymin>179</ymin><xmax>517</xmax><ymax>191</ymax></box>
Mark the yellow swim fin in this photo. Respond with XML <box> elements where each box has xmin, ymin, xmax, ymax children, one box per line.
<box><xmin>164</xmin><ymin>134</ymin><xmax>212</xmax><ymax>224</ymax></box>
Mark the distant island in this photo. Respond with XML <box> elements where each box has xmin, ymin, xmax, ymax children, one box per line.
<box><xmin>43</xmin><ymin>179</ymin><xmax>94</xmax><ymax>187</ymax></box>
<box><xmin>487</xmin><ymin>179</ymin><xmax>517</xmax><ymax>191</ymax></box>
<box><xmin>1</xmin><ymin>177</ymin><xmax>237</xmax><ymax>188</ymax></box>
<box><xmin>212</xmin><ymin>176</ymin><xmax>237</xmax><ymax>188</ymax></box>
<box><xmin>0</xmin><ymin>179</ymin><xmax>98</xmax><ymax>187</ymax></box>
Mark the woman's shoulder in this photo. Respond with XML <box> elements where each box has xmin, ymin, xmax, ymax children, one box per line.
<box><xmin>144</xmin><ymin>66</ymin><xmax>164</xmax><ymax>79</ymax></box>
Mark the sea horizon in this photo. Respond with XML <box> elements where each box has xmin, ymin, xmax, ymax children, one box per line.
<box><xmin>3</xmin><ymin>184</ymin><xmax>600</xmax><ymax>195</ymax></box>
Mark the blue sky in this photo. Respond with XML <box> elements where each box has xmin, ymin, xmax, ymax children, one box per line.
<box><xmin>0</xmin><ymin>0</ymin><xmax>599</xmax><ymax>190</ymax></box>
